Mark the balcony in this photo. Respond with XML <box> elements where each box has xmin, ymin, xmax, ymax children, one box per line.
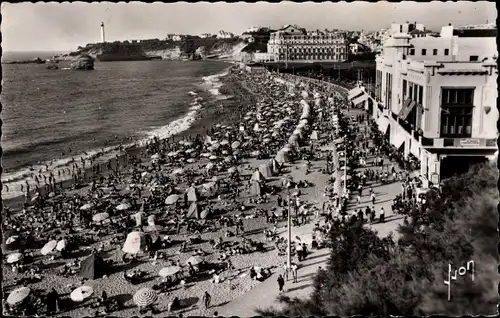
<box><xmin>420</xmin><ymin>137</ymin><xmax>497</xmax><ymax>148</ymax></box>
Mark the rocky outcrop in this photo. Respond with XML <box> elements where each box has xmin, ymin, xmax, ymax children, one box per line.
<box><xmin>70</xmin><ymin>54</ymin><xmax>94</xmax><ymax>70</ymax></box>
<box><xmin>46</xmin><ymin>63</ymin><xmax>59</xmax><ymax>70</ymax></box>
<box><xmin>4</xmin><ymin>57</ymin><xmax>46</xmax><ymax>64</ymax></box>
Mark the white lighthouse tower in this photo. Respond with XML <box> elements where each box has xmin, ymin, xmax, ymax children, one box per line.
<box><xmin>101</xmin><ymin>22</ymin><xmax>106</xmax><ymax>43</ymax></box>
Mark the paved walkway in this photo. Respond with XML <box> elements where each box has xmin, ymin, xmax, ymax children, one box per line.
<box><xmin>217</xmin><ymin>109</ymin><xmax>408</xmax><ymax>317</ymax></box>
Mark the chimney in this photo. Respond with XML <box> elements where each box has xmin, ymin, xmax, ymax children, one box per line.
<box><xmin>448</xmin><ymin>23</ymin><xmax>452</xmax><ymax>26</ymax></box>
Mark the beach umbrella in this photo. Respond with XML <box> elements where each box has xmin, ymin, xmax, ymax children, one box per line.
<box><xmin>80</xmin><ymin>203</ymin><xmax>93</xmax><ymax>211</ymax></box>
<box><xmin>133</xmin><ymin>288</ymin><xmax>158</xmax><ymax>308</ymax></box>
<box><xmin>6</xmin><ymin>252</ymin><xmax>23</xmax><ymax>264</ymax></box>
<box><xmin>220</xmin><ymin>140</ymin><xmax>229</xmax><ymax>146</ymax></box>
<box><xmin>56</xmin><ymin>239</ymin><xmax>67</xmax><ymax>252</ymax></box>
<box><xmin>92</xmin><ymin>212</ymin><xmax>109</xmax><ymax>223</ymax></box>
<box><xmin>186</xmin><ymin>256</ymin><xmax>203</xmax><ymax>265</ymax></box>
<box><xmin>206</xmin><ymin>162</ymin><xmax>215</xmax><ymax>171</ymax></box>
<box><xmin>184</xmin><ymin>141</ymin><xmax>194</xmax><ymax>147</ymax></box>
<box><xmin>186</xmin><ymin>158</ymin><xmax>196</xmax><ymax>163</ymax></box>
<box><xmin>222</xmin><ymin>150</ymin><xmax>229</xmax><ymax>155</ymax></box>
<box><xmin>178</xmin><ymin>140</ymin><xmax>186</xmax><ymax>145</ymax></box>
<box><xmin>185</xmin><ymin>148</ymin><xmax>195</xmax><ymax>154</ymax></box>
<box><xmin>231</xmin><ymin>141</ymin><xmax>240</xmax><ymax>149</ymax></box>
<box><xmin>209</xmin><ymin>155</ymin><xmax>218</xmax><ymax>160</ymax></box>
<box><xmin>70</xmin><ymin>286</ymin><xmax>93</xmax><ymax>303</ymax></box>
<box><xmin>167</xmin><ymin>152</ymin><xmax>177</xmax><ymax>157</ymax></box>
<box><xmin>122</xmin><ymin>231</ymin><xmax>147</xmax><ymax>254</ymax></box>
<box><xmin>250</xmin><ymin>150</ymin><xmax>261</xmax><ymax>158</ymax></box>
<box><xmin>165</xmin><ymin>194</ymin><xmax>180</xmax><ymax>205</ymax></box>
<box><xmin>211</xmin><ymin>142</ymin><xmax>220</xmax><ymax>149</ymax></box>
<box><xmin>159</xmin><ymin>266</ymin><xmax>181</xmax><ymax>277</ymax></box>
<box><xmin>228</xmin><ymin>167</ymin><xmax>237</xmax><ymax>174</ymax></box>
<box><xmin>151</xmin><ymin>154</ymin><xmax>160</xmax><ymax>160</ymax></box>
<box><xmin>6</xmin><ymin>287</ymin><xmax>31</xmax><ymax>306</ymax></box>
<box><xmin>6</xmin><ymin>236</ymin><xmax>19</xmax><ymax>245</ymax></box>
<box><xmin>172</xmin><ymin>168</ymin><xmax>185</xmax><ymax>175</ymax></box>
<box><xmin>116</xmin><ymin>202</ymin><xmax>131</xmax><ymax>211</ymax></box>
<box><xmin>40</xmin><ymin>240</ymin><xmax>58</xmax><ymax>255</ymax></box>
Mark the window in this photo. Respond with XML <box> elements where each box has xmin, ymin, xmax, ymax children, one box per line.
<box><xmin>402</xmin><ymin>79</ymin><xmax>407</xmax><ymax>99</ymax></box>
<box><xmin>400</xmin><ymin>25</ymin><xmax>403</xmax><ymax>33</ymax></box>
<box><xmin>422</xmin><ymin>49</ymin><xmax>427</xmax><ymax>56</ymax></box>
<box><xmin>433</xmin><ymin>49</ymin><xmax>438</xmax><ymax>55</ymax></box>
<box><xmin>444</xmin><ymin>49</ymin><xmax>449</xmax><ymax>56</ymax></box>
<box><xmin>469</xmin><ymin>55</ymin><xmax>479</xmax><ymax>62</ymax></box>
<box><xmin>409</xmin><ymin>49</ymin><xmax>415</xmax><ymax>55</ymax></box>
<box><xmin>440</xmin><ymin>88</ymin><xmax>474</xmax><ymax>138</ymax></box>
<box><xmin>418</xmin><ymin>85</ymin><xmax>423</xmax><ymax>104</ymax></box>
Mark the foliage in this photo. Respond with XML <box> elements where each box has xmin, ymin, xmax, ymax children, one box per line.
<box><xmin>257</xmin><ymin>163</ymin><xmax>498</xmax><ymax>316</ymax></box>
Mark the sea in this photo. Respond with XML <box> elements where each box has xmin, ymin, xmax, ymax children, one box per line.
<box><xmin>1</xmin><ymin>51</ymin><xmax>232</xmax><ymax>199</ymax></box>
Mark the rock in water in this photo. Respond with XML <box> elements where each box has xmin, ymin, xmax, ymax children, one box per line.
<box><xmin>70</xmin><ymin>54</ymin><xmax>94</xmax><ymax>70</ymax></box>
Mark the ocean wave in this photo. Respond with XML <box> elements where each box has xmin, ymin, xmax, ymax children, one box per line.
<box><xmin>201</xmin><ymin>69</ymin><xmax>229</xmax><ymax>99</ymax></box>
<box><xmin>1</xmin><ymin>69</ymin><xmax>226</xmax><ymax>200</ymax></box>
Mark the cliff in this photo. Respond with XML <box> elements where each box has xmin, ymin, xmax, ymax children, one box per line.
<box><xmin>69</xmin><ymin>36</ymin><xmax>249</xmax><ymax>61</ymax></box>
<box><xmin>70</xmin><ymin>54</ymin><xmax>94</xmax><ymax>70</ymax></box>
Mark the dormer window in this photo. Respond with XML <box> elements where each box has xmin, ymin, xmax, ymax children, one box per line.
<box><xmin>469</xmin><ymin>55</ymin><xmax>478</xmax><ymax>62</ymax></box>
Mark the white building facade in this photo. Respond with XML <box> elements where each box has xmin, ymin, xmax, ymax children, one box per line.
<box><xmin>267</xmin><ymin>25</ymin><xmax>348</xmax><ymax>62</ymax></box>
<box><xmin>359</xmin><ymin>24</ymin><xmax>497</xmax><ymax>187</ymax></box>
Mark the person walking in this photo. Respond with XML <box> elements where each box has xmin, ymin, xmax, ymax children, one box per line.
<box><xmin>203</xmin><ymin>291</ymin><xmax>212</xmax><ymax>309</ymax></box>
<box><xmin>371</xmin><ymin>192</ymin><xmax>376</xmax><ymax>205</ymax></box>
<box><xmin>379</xmin><ymin>207</ymin><xmax>385</xmax><ymax>223</ymax></box>
<box><xmin>291</xmin><ymin>263</ymin><xmax>298</xmax><ymax>283</ymax></box>
<box><xmin>277</xmin><ymin>274</ymin><xmax>285</xmax><ymax>293</ymax></box>
<box><xmin>283</xmin><ymin>262</ymin><xmax>289</xmax><ymax>281</ymax></box>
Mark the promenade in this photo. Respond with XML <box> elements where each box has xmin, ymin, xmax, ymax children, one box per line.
<box><xmin>218</xmin><ymin>107</ymin><xmax>408</xmax><ymax>317</ymax></box>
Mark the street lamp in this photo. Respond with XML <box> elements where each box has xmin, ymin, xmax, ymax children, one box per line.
<box><xmin>287</xmin><ymin>202</ymin><xmax>292</xmax><ymax>269</ymax></box>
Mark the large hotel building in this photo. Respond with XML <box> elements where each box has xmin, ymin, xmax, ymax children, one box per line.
<box><xmin>349</xmin><ymin>23</ymin><xmax>497</xmax><ymax>187</ymax></box>
<box><xmin>267</xmin><ymin>25</ymin><xmax>349</xmax><ymax>62</ymax></box>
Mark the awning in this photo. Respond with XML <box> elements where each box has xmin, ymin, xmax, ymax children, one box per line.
<box><xmin>394</xmin><ymin>136</ymin><xmax>405</xmax><ymax>150</ymax></box>
<box><xmin>348</xmin><ymin>87</ymin><xmax>363</xmax><ymax>101</ymax></box>
<box><xmin>437</xmin><ymin>69</ymin><xmax>488</xmax><ymax>75</ymax></box>
<box><xmin>352</xmin><ymin>94</ymin><xmax>369</xmax><ymax>106</ymax></box>
<box><xmin>376</xmin><ymin>115</ymin><xmax>390</xmax><ymax>134</ymax></box>
<box><xmin>399</xmin><ymin>98</ymin><xmax>416</xmax><ymax>120</ymax></box>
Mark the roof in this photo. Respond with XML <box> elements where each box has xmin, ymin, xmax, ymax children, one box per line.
<box><xmin>409</xmin><ymin>29</ymin><xmax>426</xmax><ymax>35</ymax></box>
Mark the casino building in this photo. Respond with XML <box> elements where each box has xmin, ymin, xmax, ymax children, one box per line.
<box><xmin>348</xmin><ymin>23</ymin><xmax>497</xmax><ymax>187</ymax></box>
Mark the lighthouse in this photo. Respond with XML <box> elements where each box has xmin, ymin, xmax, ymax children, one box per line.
<box><xmin>101</xmin><ymin>22</ymin><xmax>106</xmax><ymax>43</ymax></box>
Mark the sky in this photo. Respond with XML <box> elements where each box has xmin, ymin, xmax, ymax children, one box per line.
<box><xmin>1</xmin><ymin>1</ymin><xmax>496</xmax><ymax>51</ymax></box>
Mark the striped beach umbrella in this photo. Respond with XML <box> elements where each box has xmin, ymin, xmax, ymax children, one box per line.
<box><xmin>6</xmin><ymin>287</ymin><xmax>31</xmax><ymax>306</ymax></box>
<box><xmin>133</xmin><ymin>288</ymin><xmax>158</xmax><ymax>307</ymax></box>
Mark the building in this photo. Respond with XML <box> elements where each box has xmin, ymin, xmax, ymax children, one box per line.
<box><xmin>217</xmin><ymin>30</ymin><xmax>234</xmax><ymax>39</ymax></box>
<box><xmin>240</xmin><ymin>52</ymin><xmax>273</xmax><ymax>63</ymax></box>
<box><xmin>240</xmin><ymin>34</ymin><xmax>255</xmax><ymax>43</ymax></box>
<box><xmin>267</xmin><ymin>25</ymin><xmax>348</xmax><ymax>62</ymax></box>
<box><xmin>349</xmin><ymin>43</ymin><xmax>360</xmax><ymax>55</ymax></box>
<box><xmin>350</xmin><ymin>23</ymin><xmax>497</xmax><ymax>187</ymax></box>
<box><xmin>201</xmin><ymin>33</ymin><xmax>212</xmax><ymax>38</ymax></box>
<box><xmin>166</xmin><ymin>34</ymin><xmax>184</xmax><ymax>41</ymax></box>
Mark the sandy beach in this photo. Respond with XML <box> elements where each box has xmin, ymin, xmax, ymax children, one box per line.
<box><xmin>2</xmin><ymin>66</ymin><xmax>349</xmax><ymax>317</ymax></box>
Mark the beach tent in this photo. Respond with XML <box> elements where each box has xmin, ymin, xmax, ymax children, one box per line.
<box><xmin>310</xmin><ymin>130</ymin><xmax>319</xmax><ymax>141</ymax></box>
<box><xmin>2</xmin><ymin>230</ymin><xmax>21</xmax><ymax>253</ymax></box>
<box><xmin>122</xmin><ymin>231</ymin><xmax>147</xmax><ymax>254</ymax></box>
<box><xmin>186</xmin><ymin>186</ymin><xmax>199</xmax><ymax>202</ymax></box>
<box><xmin>275</xmin><ymin>150</ymin><xmax>289</xmax><ymax>164</ymax></box>
<box><xmin>269</xmin><ymin>159</ymin><xmax>281</xmax><ymax>175</ymax></box>
<box><xmin>187</xmin><ymin>202</ymin><xmax>201</xmax><ymax>219</ymax></box>
<box><xmin>251</xmin><ymin>170</ymin><xmax>265</xmax><ymax>182</ymax></box>
<box><xmin>250</xmin><ymin>181</ymin><xmax>263</xmax><ymax>196</ymax></box>
<box><xmin>79</xmin><ymin>253</ymin><xmax>105</xmax><ymax>280</ymax></box>
<box><xmin>289</xmin><ymin>135</ymin><xmax>300</xmax><ymax>148</ymax></box>
<box><xmin>258</xmin><ymin>163</ymin><xmax>272</xmax><ymax>178</ymax></box>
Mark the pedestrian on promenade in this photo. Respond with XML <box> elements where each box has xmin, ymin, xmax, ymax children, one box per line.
<box><xmin>283</xmin><ymin>262</ymin><xmax>289</xmax><ymax>281</ymax></box>
<box><xmin>370</xmin><ymin>207</ymin><xmax>376</xmax><ymax>224</ymax></box>
<box><xmin>291</xmin><ymin>263</ymin><xmax>298</xmax><ymax>283</ymax></box>
<box><xmin>379</xmin><ymin>207</ymin><xmax>385</xmax><ymax>223</ymax></box>
<box><xmin>277</xmin><ymin>274</ymin><xmax>285</xmax><ymax>293</ymax></box>
<box><xmin>356</xmin><ymin>194</ymin><xmax>361</xmax><ymax>205</ymax></box>
<box><xmin>371</xmin><ymin>192</ymin><xmax>376</xmax><ymax>205</ymax></box>
<box><xmin>203</xmin><ymin>291</ymin><xmax>212</xmax><ymax>309</ymax></box>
